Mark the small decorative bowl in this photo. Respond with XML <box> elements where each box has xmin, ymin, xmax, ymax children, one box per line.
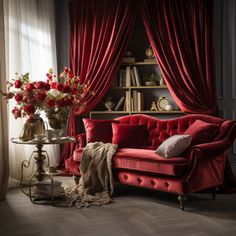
<box><xmin>45</xmin><ymin>129</ymin><xmax>63</xmax><ymax>141</ymax></box>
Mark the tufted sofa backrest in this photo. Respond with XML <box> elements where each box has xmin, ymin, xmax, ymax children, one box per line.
<box><xmin>116</xmin><ymin>114</ymin><xmax>225</xmax><ymax>149</ymax></box>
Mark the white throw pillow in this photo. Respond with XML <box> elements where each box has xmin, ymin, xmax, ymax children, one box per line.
<box><xmin>156</xmin><ymin>135</ymin><xmax>192</xmax><ymax>158</ymax></box>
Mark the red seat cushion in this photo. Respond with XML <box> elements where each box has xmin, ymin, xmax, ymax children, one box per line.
<box><xmin>73</xmin><ymin>148</ymin><xmax>188</xmax><ymax>176</ymax></box>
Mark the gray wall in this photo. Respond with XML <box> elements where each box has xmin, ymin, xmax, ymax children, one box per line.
<box><xmin>54</xmin><ymin>0</ymin><xmax>70</xmax><ymax>73</ymax></box>
<box><xmin>214</xmin><ymin>0</ymin><xmax>236</xmax><ymax>174</ymax></box>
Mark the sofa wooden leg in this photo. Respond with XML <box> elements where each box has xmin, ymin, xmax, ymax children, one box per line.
<box><xmin>178</xmin><ymin>195</ymin><xmax>186</xmax><ymax>210</ymax></box>
<box><xmin>73</xmin><ymin>175</ymin><xmax>80</xmax><ymax>185</ymax></box>
<box><xmin>212</xmin><ymin>187</ymin><xmax>216</xmax><ymax>200</ymax></box>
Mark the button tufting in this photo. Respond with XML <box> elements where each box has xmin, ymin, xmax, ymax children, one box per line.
<box><xmin>137</xmin><ymin>178</ymin><xmax>142</xmax><ymax>184</ymax></box>
<box><xmin>165</xmin><ymin>182</ymin><xmax>169</xmax><ymax>187</ymax></box>
<box><xmin>124</xmin><ymin>175</ymin><xmax>128</xmax><ymax>180</ymax></box>
<box><xmin>150</xmin><ymin>180</ymin><xmax>155</xmax><ymax>186</ymax></box>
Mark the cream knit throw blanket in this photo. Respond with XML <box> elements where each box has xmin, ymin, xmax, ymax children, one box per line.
<box><xmin>65</xmin><ymin>142</ymin><xmax>118</xmax><ymax>208</ymax></box>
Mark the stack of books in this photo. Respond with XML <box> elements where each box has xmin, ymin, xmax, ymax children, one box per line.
<box><xmin>31</xmin><ymin>180</ymin><xmax>65</xmax><ymax>198</ymax></box>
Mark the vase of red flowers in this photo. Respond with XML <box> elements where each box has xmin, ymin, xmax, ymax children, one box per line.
<box><xmin>19</xmin><ymin>114</ymin><xmax>45</xmax><ymax>141</ymax></box>
<box><xmin>1</xmin><ymin>67</ymin><xmax>90</xmax><ymax>140</ymax></box>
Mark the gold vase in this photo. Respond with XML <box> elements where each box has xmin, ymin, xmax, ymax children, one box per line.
<box><xmin>19</xmin><ymin>115</ymin><xmax>45</xmax><ymax>141</ymax></box>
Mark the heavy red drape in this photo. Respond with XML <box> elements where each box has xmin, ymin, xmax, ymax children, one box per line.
<box><xmin>61</xmin><ymin>0</ymin><xmax>136</xmax><ymax>165</ymax></box>
<box><xmin>140</xmin><ymin>0</ymin><xmax>217</xmax><ymax>115</ymax></box>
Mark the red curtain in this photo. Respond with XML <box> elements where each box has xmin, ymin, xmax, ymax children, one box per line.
<box><xmin>61</xmin><ymin>0</ymin><xmax>136</xmax><ymax>165</ymax></box>
<box><xmin>140</xmin><ymin>0</ymin><xmax>217</xmax><ymax>115</ymax></box>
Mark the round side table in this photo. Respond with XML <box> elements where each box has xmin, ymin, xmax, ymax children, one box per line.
<box><xmin>11</xmin><ymin>137</ymin><xmax>75</xmax><ymax>204</ymax></box>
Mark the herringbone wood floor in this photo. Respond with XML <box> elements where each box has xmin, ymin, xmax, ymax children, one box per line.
<box><xmin>0</xmin><ymin>177</ymin><xmax>236</xmax><ymax>236</ymax></box>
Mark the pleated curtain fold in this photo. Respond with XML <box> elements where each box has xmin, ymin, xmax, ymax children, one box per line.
<box><xmin>140</xmin><ymin>0</ymin><xmax>218</xmax><ymax>115</ymax></box>
<box><xmin>61</xmin><ymin>0</ymin><xmax>136</xmax><ymax>165</ymax></box>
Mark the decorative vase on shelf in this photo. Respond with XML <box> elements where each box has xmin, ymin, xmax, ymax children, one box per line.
<box><xmin>105</xmin><ymin>97</ymin><xmax>115</xmax><ymax>111</ymax></box>
<box><xmin>19</xmin><ymin>114</ymin><xmax>45</xmax><ymax>141</ymax></box>
<box><xmin>159</xmin><ymin>77</ymin><xmax>165</xmax><ymax>86</ymax></box>
<box><xmin>145</xmin><ymin>45</ymin><xmax>155</xmax><ymax>59</ymax></box>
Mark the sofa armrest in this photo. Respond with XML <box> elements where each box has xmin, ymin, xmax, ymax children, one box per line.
<box><xmin>75</xmin><ymin>133</ymin><xmax>87</xmax><ymax>149</ymax></box>
<box><xmin>185</xmin><ymin>121</ymin><xmax>236</xmax><ymax>181</ymax></box>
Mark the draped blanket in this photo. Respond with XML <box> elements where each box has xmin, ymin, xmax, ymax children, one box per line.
<box><xmin>65</xmin><ymin>142</ymin><xmax>118</xmax><ymax>208</ymax></box>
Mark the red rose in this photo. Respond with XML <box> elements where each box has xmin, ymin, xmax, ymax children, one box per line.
<box><xmin>74</xmin><ymin>78</ymin><xmax>80</xmax><ymax>84</ymax></box>
<box><xmin>64</xmin><ymin>67</ymin><xmax>69</xmax><ymax>73</ymax></box>
<box><xmin>56</xmin><ymin>83</ymin><xmax>64</xmax><ymax>91</ymax></box>
<box><xmin>24</xmin><ymin>104</ymin><xmax>35</xmax><ymax>115</ymax></box>
<box><xmin>71</xmin><ymin>87</ymin><xmax>78</xmax><ymax>95</ymax></box>
<box><xmin>14</xmin><ymin>80</ymin><xmax>22</xmax><ymax>88</ymax></box>
<box><xmin>36</xmin><ymin>92</ymin><xmax>47</xmax><ymax>101</ymax></box>
<box><xmin>68</xmin><ymin>71</ymin><xmax>74</xmax><ymax>79</ymax></box>
<box><xmin>51</xmin><ymin>82</ymin><xmax>57</xmax><ymax>89</ymax></box>
<box><xmin>57</xmin><ymin>98</ymin><xmax>66</xmax><ymax>106</ymax></box>
<box><xmin>36</xmin><ymin>81</ymin><xmax>45</xmax><ymax>89</ymax></box>
<box><xmin>15</xmin><ymin>93</ymin><xmax>23</xmax><ymax>102</ymax></box>
<box><xmin>46</xmin><ymin>73</ymin><xmax>53</xmax><ymax>80</ymax></box>
<box><xmin>62</xmin><ymin>85</ymin><xmax>71</xmax><ymax>93</ymax></box>
<box><xmin>26</xmin><ymin>83</ymin><xmax>35</xmax><ymax>91</ymax></box>
<box><xmin>44</xmin><ymin>83</ymin><xmax>50</xmax><ymax>91</ymax></box>
<box><xmin>65</xmin><ymin>98</ymin><xmax>73</xmax><ymax>106</ymax></box>
<box><xmin>12</xmin><ymin>107</ymin><xmax>21</xmax><ymax>119</ymax></box>
<box><xmin>47</xmin><ymin>98</ymin><xmax>56</xmax><ymax>107</ymax></box>
<box><xmin>23</xmin><ymin>97</ymin><xmax>28</xmax><ymax>103</ymax></box>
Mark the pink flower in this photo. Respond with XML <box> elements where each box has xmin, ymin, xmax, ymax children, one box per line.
<box><xmin>14</xmin><ymin>80</ymin><xmax>22</xmax><ymax>88</ymax></box>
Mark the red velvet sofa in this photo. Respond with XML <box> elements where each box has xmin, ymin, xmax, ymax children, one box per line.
<box><xmin>65</xmin><ymin>114</ymin><xmax>236</xmax><ymax>210</ymax></box>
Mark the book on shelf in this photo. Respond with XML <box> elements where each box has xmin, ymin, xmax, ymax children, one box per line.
<box><xmin>35</xmin><ymin>180</ymin><xmax>62</xmax><ymax>187</ymax></box>
<box><xmin>130</xmin><ymin>68</ymin><xmax>136</xmax><ymax>86</ymax></box>
<box><xmin>122</xmin><ymin>57</ymin><xmax>135</xmax><ymax>63</ymax></box>
<box><xmin>118</xmin><ymin>69</ymin><xmax>125</xmax><ymax>87</ymax></box>
<box><xmin>131</xmin><ymin>97</ymin><xmax>134</xmax><ymax>111</ymax></box>
<box><xmin>125</xmin><ymin>66</ymin><xmax>131</xmax><ymax>87</ymax></box>
<box><xmin>114</xmin><ymin>96</ymin><xmax>125</xmax><ymax>111</ymax></box>
<box><xmin>137</xmin><ymin>92</ymin><xmax>144</xmax><ymax>111</ymax></box>
<box><xmin>32</xmin><ymin>186</ymin><xmax>65</xmax><ymax>194</ymax></box>
<box><xmin>132</xmin><ymin>90</ymin><xmax>138</xmax><ymax>111</ymax></box>
<box><xmin>125</xmin><ymin>91</ymin><xmax>130</xmax><ymax>111</ymax></box>
<box><xmin>133</xmin><ymin>66</ymin><xmax>142</xmax><ymax>86</ymax></box>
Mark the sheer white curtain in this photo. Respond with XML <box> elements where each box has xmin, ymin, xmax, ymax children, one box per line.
<box><xmin>4</xmin><ymin>0</ymin><xmax>59</xmax><ymax>186</ymax></box>
<box><xmin>0</xmin><ymin>0</ymin><xmax>9</xmax><ymax>200</ymax></box>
